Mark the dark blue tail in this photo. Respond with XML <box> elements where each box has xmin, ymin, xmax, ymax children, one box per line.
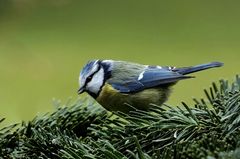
<box><xmin>175</xmin><ymin>62</ymin><xmax>223</xmax><ymax>75</ymax></box>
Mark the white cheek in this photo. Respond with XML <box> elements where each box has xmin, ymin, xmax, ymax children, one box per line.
<box><xmin>86</xmin><ymin>68</ymin><xmax>104</xmax><ymax>94</ymax></box>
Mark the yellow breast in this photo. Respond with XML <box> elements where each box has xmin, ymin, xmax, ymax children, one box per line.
<box><xmin>96</xmin><ymin>83</ymin><xmax>171</xmax><ymax>113</ymax></box>
<box><xmin>96</xmin><ymin>84</ymin><xmax>129</xmax><ymax>111</ymax></box>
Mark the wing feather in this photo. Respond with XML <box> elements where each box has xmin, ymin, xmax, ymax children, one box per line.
<box><xmin>109</xmin><ymin>67</ymin><xmax>192</xmax><ymax>93</ymax></box>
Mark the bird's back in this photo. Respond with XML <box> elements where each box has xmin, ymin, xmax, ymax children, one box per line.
<box><xmin>108</xmin><ymin>61</ymin><xmax>146</xmax><ymax>84</ymax></box>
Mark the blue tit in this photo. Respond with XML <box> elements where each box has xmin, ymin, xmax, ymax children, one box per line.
<box><xmin>78</xmin><ymin>60</ymin><xmax>223</xmax><ymax>113</ymax></box>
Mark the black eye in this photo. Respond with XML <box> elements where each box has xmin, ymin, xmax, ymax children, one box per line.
<box><xmin>86</xmin><ymin>75</ymin><xmax>93</xmax><ymax>82</ymax></box>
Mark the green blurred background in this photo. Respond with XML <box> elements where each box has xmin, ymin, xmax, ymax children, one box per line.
<box><xmin>0</xmin><ymin>0</ymin><xmax>239</xmax><ymax>126</ymax></box>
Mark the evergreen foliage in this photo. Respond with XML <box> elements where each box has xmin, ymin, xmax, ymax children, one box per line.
<box><xmin>0</xmin><ymin>76</ymin><xmax>240</xmax><ymax>159</ymax></box>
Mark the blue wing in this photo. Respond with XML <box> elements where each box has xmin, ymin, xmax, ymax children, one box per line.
<box><xmin>110</xmin><ymin>67</ymin><xmax>192</xmax><ymax>93</ymax></box>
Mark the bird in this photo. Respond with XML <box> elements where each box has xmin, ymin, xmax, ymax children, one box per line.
<box><xmin>78</xmin><ymin>60</ymin><xmax>223</xmax><ymax>113</ymax></box>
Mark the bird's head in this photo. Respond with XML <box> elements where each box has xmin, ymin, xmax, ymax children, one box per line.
<box><xmin>78</xmin><ymin>60</ymin><xmax>112</xmax><ymax>98</ymax></box>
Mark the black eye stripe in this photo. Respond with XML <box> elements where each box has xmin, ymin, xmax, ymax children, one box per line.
<box><xmin>84</xmin><ymin>64</ymin><xmax>101</xmax><ymax>86</ymax></box>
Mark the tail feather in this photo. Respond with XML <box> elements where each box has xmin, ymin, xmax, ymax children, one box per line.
<box><xmin>175</xmin><ymin>62</ymin><xmax>223</xmax><ymax>75</ymax></box>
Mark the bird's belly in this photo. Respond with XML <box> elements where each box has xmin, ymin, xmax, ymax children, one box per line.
<box><xmin>96</xmin><ymin>84</ymin><xmax>171</xmax><ymax>113</ymax></box>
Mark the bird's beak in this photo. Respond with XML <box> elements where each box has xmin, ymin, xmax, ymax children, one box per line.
<box><xmin>78</xmin><ymin>87</ymin><xmax>85</xmax><ymax>94</ymax></box>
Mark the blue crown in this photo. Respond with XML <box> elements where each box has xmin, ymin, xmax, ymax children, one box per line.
<box><xmin>80</xmin><ymin>60</ymin><xmax>99</xmax><ymax>76</ymax></box>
